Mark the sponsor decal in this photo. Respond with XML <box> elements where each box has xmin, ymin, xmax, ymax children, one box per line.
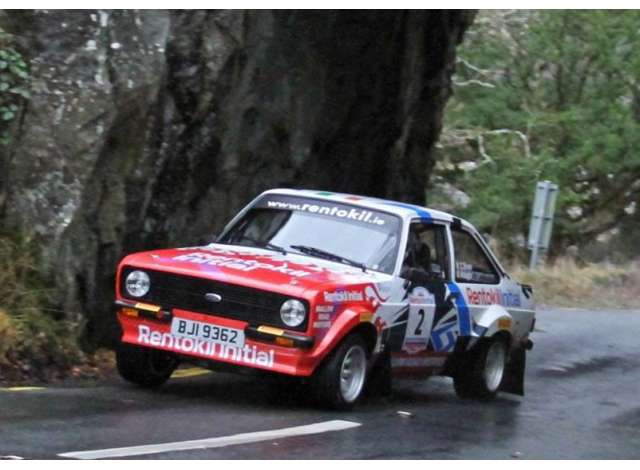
<box><xmin>317</xmin><ymin>313</ymin><xmax>332</xmax><ymax>321</ymax></box>
<box><xmin>430</xmin><ymin>321</ymin><xmax>458</xmax><ymax>352</ymax></box>
<box><xmin>465</xmin><ymin>288</ymin><xmax>522</xmax><ymax>308</ymax></box>
<box><xmin>137</xmin><ymin>325</ymin><xmax>275</xmax><ymax>368</ymax></box>
<box><xmin>466</xmin><ymin>287</ymin><xmax>501</xmax><ymax>305</ymax></box>
<box><xmin>457</xmin><ymin>262</ymin><xmax>474</xmax><ymax>281</ymax></box>
<box><xmin>429</xmin><ymin>302</ymin><xmax>460</xmax><ymax>352</ymax></box>
<box><xmin>266</xmin><ymin>200</ymin><xmax>388</xmax><ymax>226</ymax></box>
<box><xmin>313</xmin><ymin>321</ymin><xmax>332</xmax><ymax>329</ymax></box>
<box><xmin>172</xmin><ymin>252</ymin><xmax>311</xmax><ymax>278</ymax></box>
<box><xmin>391</xmin><ymin>355</ymin><xmax>445</xmax><ymax>368</ymax></box>
<box><xmin>408</xmin><ymin>286</ymin><xmax>435</xmax><ymax>304</ymax></box>
<box><xmin>364</xmin><ymin>285</ymin><xmax>387</xmax><ymax>309</ymax></box>
<box><xmin>501</xmin><ymin>291</ymin><xmax>522</xmax><ymax>307</ymax></box>
<box><xmin>403</xmin><ymin>339</ymin><xmax>428</xmax><ymax>355</ymax></box>
<box><xmin>315</xmin><ymin>305</ymin><xmax>335</xmax><ymax>313</ymax></box>
<box><xmin>323</xmin><ymin>290</ymin><xmax>364</xmax><ymax>303</ymax></box>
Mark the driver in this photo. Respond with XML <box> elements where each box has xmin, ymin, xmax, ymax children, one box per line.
<box><xmin>402</xmin><ymin>225</ymin><xmax>432</xmax><ymax>275</ymax></box>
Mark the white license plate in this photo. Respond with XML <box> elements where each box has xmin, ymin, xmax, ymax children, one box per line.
<box><xmin>170</xmin><ymin>318</ymin><xmax>245</xmax><ymax>348</ymax></box>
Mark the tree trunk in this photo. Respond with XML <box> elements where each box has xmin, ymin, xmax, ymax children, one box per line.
<box><xmin>0</xmin><ymin>10</ymin><xmax>475</xmax><ymax>347</ymax></box>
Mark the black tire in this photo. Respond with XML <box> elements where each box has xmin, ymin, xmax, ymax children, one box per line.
<box><xmin>453</xmin><ymin>337</ymin><xmax>507</xmax><ymax>400</ymax></box>
<box><xmin>312</xmin><ymin>334</ymin><xmax>369</xmax><ymax>410</ymax></box>
<box><xmin>116</xmin><ymin>343</ymin><xmax>178</xmax><ymax>388</ymax></box>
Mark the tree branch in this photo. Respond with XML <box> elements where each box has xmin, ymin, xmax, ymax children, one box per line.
<box><xmin>453</xmin><ymin>79</ymin><xmax>496</xmax><ymax>88</ymax></box>
<box><xmin>483</xmin><ymin>129</ymin><xmax>531</xmax><ymax>159</ymax></box>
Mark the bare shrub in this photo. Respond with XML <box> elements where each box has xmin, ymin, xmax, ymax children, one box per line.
<box><xmin>511</xmin><ymin>258</ymin><xmax>640</xmax><ymax>309</ymax></box>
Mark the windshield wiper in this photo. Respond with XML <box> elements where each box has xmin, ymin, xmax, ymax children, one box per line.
<box><xmin>260</xmin><ymin>242</ymin><xmax>288</xmax><ymax>255</ymax></box>
<box><xmin>214</xmin><ymin>239</ymin><xmax>287</xmax><ymax>256</ymax></box>
<box><xmin>290</xmin><ymin>245</ymin><xmax>367</xmax><ymax>272</ymax></box>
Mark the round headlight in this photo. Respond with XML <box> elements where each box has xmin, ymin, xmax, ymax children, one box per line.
<box><xmin>280</xmin><ymin>299</ymin><xmax>306</xmax><ymax>328</ymax></box>
<box><xmin>125</xmin><ymin>270</ymin><xmax>150</xmax><ymax>298</ymax></box>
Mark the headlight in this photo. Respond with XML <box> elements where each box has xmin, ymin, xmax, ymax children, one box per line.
<box><xmin>280</xmin><ymin>299</ymin><xmax>306</xmax><ymax>327</ymax></box>
<box><xmin>125</xmin><ymin>270</ymin><xmax>150</xmax><ymax>298</ymax></box>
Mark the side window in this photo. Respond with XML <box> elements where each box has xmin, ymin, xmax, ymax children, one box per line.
<box><xmin>401</xmin><ymin>222</ymin><xmax>449</xmax><ymax>281</ymax></box>
<box><xmin>451</xmin><ymin>228</ymin><xmax>499</xmax><ymax>284</ymax></box>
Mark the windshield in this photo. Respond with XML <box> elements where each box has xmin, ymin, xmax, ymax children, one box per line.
<box><xmin>218</xmin><ymin>195</ymin><xmax>402</xmax><ymax>274</ymax></box>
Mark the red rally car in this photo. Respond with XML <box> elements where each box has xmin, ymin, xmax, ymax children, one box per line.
<box><xmin>115</xmin><ymin>189</ymin><xmax>535</xmax><ymax>409</ymax></box>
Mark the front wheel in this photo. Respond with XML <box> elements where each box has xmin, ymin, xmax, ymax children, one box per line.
<box><xmin>453</xmin><ymin>337</ymin><xmax>507</xmax><ymax>400</ymax></box>
<box><xmin>312</xmin><ymin>334</ymin><xmax>369</xmax><ymax>410</ymax></box>
<box><xmin>116</xmin><ymin>343</ymin><xmax>178</xmax><ymax>388</ymax></box>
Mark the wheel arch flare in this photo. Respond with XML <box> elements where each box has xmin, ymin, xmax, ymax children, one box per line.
<box><xmin>468</xmin><ymin>304</ymin><xmax>514</xmax><ymax>350</ymax></box>
<box><xmin>307</xmin><ymin>306</ymin><xmax>380</xmax><ymax>373</ymax></box>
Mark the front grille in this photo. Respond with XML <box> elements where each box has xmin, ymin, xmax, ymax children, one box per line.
<box><xmin>120</xmin><ymin>266</ymin><xmax>309</xmax><ymax>331</ymax></box>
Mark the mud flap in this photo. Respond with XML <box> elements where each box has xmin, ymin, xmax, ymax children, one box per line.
<box><xmin>500</xmin><ymin>347</ymin><xmax>526</xmax><ymax>396</ymax></box>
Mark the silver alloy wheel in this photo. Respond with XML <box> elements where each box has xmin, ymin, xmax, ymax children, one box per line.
<box><xmin>484</xmin><ymin>341</ymin><xmax>506</xmax><ymax>392</ymax></box>
<box><xmin>339</xmin><ymin>345</ymin><xmax>367</xmax><ymax>403</ymax></box>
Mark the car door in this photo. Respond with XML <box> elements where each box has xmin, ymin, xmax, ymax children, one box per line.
<box><xmin>390</xmin><ymin>220</ymin><xmax>455</xmax><ymax>372</ymax></box>
<box><xmin>449</xmin><ymin>225</ymin><xmax>504</xmax><ymax>328</ymax></box>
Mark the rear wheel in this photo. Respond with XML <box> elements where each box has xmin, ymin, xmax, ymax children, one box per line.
<box><xmin>116</xmin><ymin>343</ymin><xmax>178</xmax><ymax>388</ymax></box>
<box><xmin>313</xmin><ymin>334</ymin><xmax>369</xmax><ymax>410</ymax></box>
<box><xmin>454</xmin><ymin>337</ymin><xmax>507</xmax><ymax>400</ymax></box>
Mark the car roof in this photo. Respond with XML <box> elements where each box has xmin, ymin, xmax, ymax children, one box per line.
<box><xmin>260</xmin><ymin>188</ymin><xmax>473</xmax><ymax>228</ymax></box>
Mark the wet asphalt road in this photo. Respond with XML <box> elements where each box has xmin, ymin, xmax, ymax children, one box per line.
<box><xmin>1</xmin><ymin>308</ymin><xmax>639</xmax><ymax>459</ymax></box>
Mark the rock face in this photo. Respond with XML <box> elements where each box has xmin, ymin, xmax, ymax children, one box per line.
<box><xmin>0</xmin><ymin>10</ymin><xmax>474</xmax><ymax>347</ymax></box>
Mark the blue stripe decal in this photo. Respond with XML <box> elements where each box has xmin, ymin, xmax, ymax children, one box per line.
<box><xmin>381</xmin><ymin>201</ymin><xmax>432</xmax><ymax>222</ymax></box>
<box><xmin>447</xmin><ymin>282</ymin><xmax>471</xmax><ymax>336</ymax></box>
<box><xmin>431</xmin><ymin>322</ymin><xmax>457</xmax><ymax>352</ymax></box>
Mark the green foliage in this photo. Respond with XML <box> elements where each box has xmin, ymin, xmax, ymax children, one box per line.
<box><xmin>0</xmin><ymin>27</ymin><xmax>30</xmax><ymax>146</ymax></box>
<box><xmin>437</xmin><ymin>11</ymin><xmax>640</xmax><ymax>260</ymax></box>
<box><xmin>0</xmin><ymin>235</ymin><xmax>82</xmax><ymax>382</ymax></box>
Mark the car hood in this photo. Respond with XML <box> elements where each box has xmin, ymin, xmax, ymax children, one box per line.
<box><xmin>118</xmin><ymin>243</ymin><xmax>392</xmax><ymax>299</ymax></box>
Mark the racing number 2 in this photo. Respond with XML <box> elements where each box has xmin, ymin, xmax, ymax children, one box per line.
<box><xmin>414</xmin><ymin>309</ymin><xmax>425</xmax><ymax>335</ymax></box>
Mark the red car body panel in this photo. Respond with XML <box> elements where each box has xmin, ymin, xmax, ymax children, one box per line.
<box><xmin>116</xmin><ymin>246</ymin><xmax>381</xmax><ymax>376</ymax></box>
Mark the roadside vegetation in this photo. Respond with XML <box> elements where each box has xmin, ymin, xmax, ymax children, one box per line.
<box><xmin>436</xmin><ymin>10</ymin><xmax>640</xmax><ymax>263</ymax></box>
<box><xmin>512</xmin><ymin>259</ymin><xmax>640</xmax><ymax>309</ymax></box>
<box><xmin>0</xmin><ymin>236</ymin><xmax>113</xmax><ymax>386</ymax></box>
<box><xmin>0</xmin><ymin>26</ymin><xmax>30</xmax><ymax>146</ymax></box>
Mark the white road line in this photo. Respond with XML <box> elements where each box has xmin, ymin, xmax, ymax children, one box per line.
<box><xmin>58</xmin><ymin>419</ymin><xmax>361</xmax><ymax>459</ymax></box>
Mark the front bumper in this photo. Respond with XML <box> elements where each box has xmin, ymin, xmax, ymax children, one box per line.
<box><xmin>115</xmin><ymin>300</ymin><xmax>317</xmax><ymax>376</ymax></box>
